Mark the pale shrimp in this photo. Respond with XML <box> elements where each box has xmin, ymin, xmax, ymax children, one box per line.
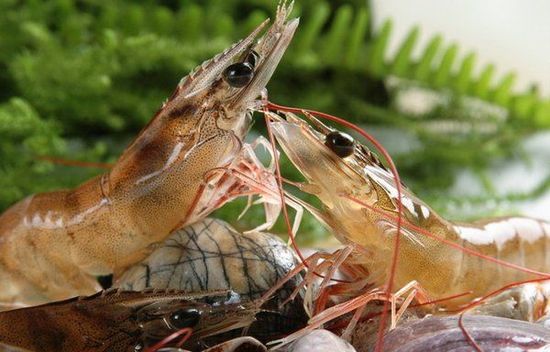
<box><xmin>0</xmin><ymin>289</ymin><xmax>262</xmax><ymax>352</ymax></box>
<box><xmin>0</xmin><ymin>3</ymin><xmax>298</xmax><ymax>307</ymax></box>
<box><xmin>263</xmin><ymin>109</ymin><xmax>550</xmax><ymax>339</ymax></box>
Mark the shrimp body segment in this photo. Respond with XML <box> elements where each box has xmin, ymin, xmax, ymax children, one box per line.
<box><xmin>0</xmin><ymin>5</ymin><xmax>298</xmax><ymax>307</ymax></box>
<box><xmin>269</xmin><ymin>112</ymin><xmax>550</xmax><ymax>308</ymax></box>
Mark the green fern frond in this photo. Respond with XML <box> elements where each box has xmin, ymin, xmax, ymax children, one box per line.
<box><xmin>294</xmin><ymin>2</ymin><xmax>550</xmax><ymax>127</ymax></box>
<box><xmin>414</xmin><ymin>35</ymin><xmax>442</xmax><ymax>82</ymax></box>
<box><xmin>294</xmin><ymin>2</ymin><xmax>330</xmax><ymax>56</ymax></box>
<box><xmin>390</xmin><ymin>26</ymin><xmax>419</xmax><ymax>77</ymax></box>
<box><xmin>454</xmin><ymin>52</ymin><xmax>475</xmax><ymax>94</ymax></box>
<box><xmin>321</xmin><ymin>5</ymin><xmax>353</xmax><ymax>65</ymax></box>
<box><xmin>366</xmin><ymin>19</ymin><xmax>392</xmax><ymax>76</ymax></box>
<box><xmin>472</xmin><ymin>64</ymin><xmax>494</xmax><ymax>99</ymax></box>
<box><xmin>345</xmin><ymin>8</ymin><xmax>369</xmax><ymax>68</ymax></box>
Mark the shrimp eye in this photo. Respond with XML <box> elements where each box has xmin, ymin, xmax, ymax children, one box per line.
<box><xmin>245</xmin><ymin>50</ymin><xmax>260</xmax><ymax>68</ymax></box>
<box><xmin>169</xmin><ymin>308</ymin><xmax>201</xmax><ymax>329</ymax></box>
<box><xmin>223</xmin><ymin>62</ymin><xmax>254</xmax><ymax>88</ymax></box>
<box><xmin>325</xmin><ymin>131</ymin><xmax>355</xmax><ymax>158</ymax></box>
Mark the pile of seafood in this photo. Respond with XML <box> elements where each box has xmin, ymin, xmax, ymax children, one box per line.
<box><xmin>2</xmin><ymin>3</ymin><xmax>550</xmax><ymax>351</ymax></box>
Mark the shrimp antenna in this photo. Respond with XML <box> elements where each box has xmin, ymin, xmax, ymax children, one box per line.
<box><xmin>144</xmin><ymin>327</ymin><xmax>193</xmax><ymax>352</ymax></box>
<box><xmin>265</xmin><ymin>101</ymin><xmax>405</xmax><ymax>350</ymax></box>
<box><xmin>449</xmin><ymin>276</ymin><xmax>550</xmax><ymax>313</ymax></box>
<box><xmin>36</xmin><ymin>156</ymin><xmax>113</xmax><ymax>169</ymax></box>
<box><xmin>458</xmin><ymin>314</ymin><xmax>483</xmax><ymax>351</ymax></box>
<box><xmin>451</xmin><ymin>276</ymin><xmax>550</xmax><ymax>350</ymax></box>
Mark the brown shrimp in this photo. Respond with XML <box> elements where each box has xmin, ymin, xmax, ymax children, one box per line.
<box><xmin>0</xmin><ymin>3</ymin><xmax>298</xmax><ymax>307</ymax></box>
<box><xmin>0</xmin><ymin>289</ymin><xmax>261</xmax><ymax>352</ymax></box>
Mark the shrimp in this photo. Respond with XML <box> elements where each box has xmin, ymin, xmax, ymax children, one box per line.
<box><xmin>265</xmin><ymin>110</ymin><xmax>550</xmax><ymax>326</ymax></box>
<box><xmin>0</xmin><ymin>289</ymin><xmax>261</xmax><ymax>352</ymax></box>
<box><xmin>0</xmin><ymin>3</ymin><xmax>298</xmax><ymax>307</ymax></box>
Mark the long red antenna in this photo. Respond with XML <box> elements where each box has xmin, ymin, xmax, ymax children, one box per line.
<box><xmin>37</xmin><ymin>156</ymin><xmax>113</xmax><ymax>169</ymax></box>
<box><xmin>265</xmin><ymin>101</ymin><xmax>404</xmax><ymax>350</ymax></box>
<box><xmin>458</xmin><ymin>314</ymin><xmax>483</xmax><ymax>351</ymax></box>
<box><xmin>450</xmin><ymin>276</ymin><xmax>550</xmax><ymax>313</ymax></box>
<box><xmin>144</xmin><ymin>327</ymin><xmax>193</xmax><ymax>352</ymax></box>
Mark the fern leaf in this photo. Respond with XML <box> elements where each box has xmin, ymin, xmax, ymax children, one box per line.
<box><xmin>413</xmin><ymin>34</ymin><xmax>442</xmax><ymax>82</ymax></box>
<box><xmin>345</xmin><ymin>8</ymin><xmax>370</xmax><ymax>68</ymax></box>
<box><xmin>367</xmin><ymin>18</ymin><xmax>392</xmax><ymax>77</ymax></box>
<box><xmin>321</xmin><ymin>5</ymin><xmax>353</xmax><ymax>65</ymax></box>
<box><xmin>513</xmin><ymin>91</ymin><xmax>538</xmax><ymax>119</ymax></box>
<box><xmin>433</xmin><ymin>43</ymin><xmax>458</xmax><ymax>88</ymax></box>
<box><xmin>491</xmin><ymin>72</ymin><xmax>516</xmax><ymax>106</ymax></box>
<box><xmin>471</xmin><ymin>64</ymin><xmax>495</xmax><ymax>99</ymax></box>
<box><xmin>454</xmin><ymin>52</ymin><xmax>476</xmax><ymax>94</ymax></box>
<box><xmin>295</xmin><ymin>2</ymin><xmax>330</xmax><ymax>54</ymax></box>
<box><xmin>534</xmin><ymin>100</ymin><xmax>550</xmax><ymax>127</ymax></box>
<box><xmin>390</xmin><ymin>26</ymin><xmax>419</xmax><ymax>77</ymax></box>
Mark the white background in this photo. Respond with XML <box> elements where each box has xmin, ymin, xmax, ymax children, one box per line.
<box><xmin>372</xmin><ymin>0</ymin><xmax>550</xmax><ymax>220</ymax></box>
<box><xmin>372</xmin><ymin>0</ymin><xmax>550</xmax><ymax>94</ymax></box>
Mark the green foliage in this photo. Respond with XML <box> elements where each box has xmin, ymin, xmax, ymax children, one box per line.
<box><xmin>289</xmin><ymin>5</ymin><xmax>550</xmax><ymax>127</ymax></box>
<box><xmin>0</xmin><ymin>0</ymin><xmax>548</xmax><ymax>237</ymax></box>
<box><xmin>0</xmin><ymin>98</ymin><xmax>64</xmax><ymax>208</ymax></box>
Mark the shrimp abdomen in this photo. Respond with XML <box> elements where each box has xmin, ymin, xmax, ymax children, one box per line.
<box><xmin>452</xmin><ymin>217</ymin><xmax>550</xmax><ymax>300</ymax></box>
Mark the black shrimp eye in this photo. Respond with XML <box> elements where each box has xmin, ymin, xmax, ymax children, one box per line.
<box><xmin>169</xmin><ymin>308</ymin><xmax>201</xmax><ymax>329</ymax></box>
<box><xmin>245</xmin><ymin>50</ymin><xmax>260</xmax><ymax>68</ymax></box>
<box><xmin>222</xmin><ymin>62</ymin><xmax>254</xmax><ymax>88</ymax></box>
<box><xmin>325</xmin><ymin>131</ymin><xmax>355</xmax><ymax>158</ymax></box>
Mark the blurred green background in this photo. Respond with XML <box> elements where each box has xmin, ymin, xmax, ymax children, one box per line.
<box><xmin>1</xmin><ymin>0</ymin><xmax>549</xmax><ymax>243</ymax></box>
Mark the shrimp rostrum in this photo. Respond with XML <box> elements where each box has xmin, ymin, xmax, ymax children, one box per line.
<box><xmin>0</xmin><ymin>4</ymin><xmax>298</xmax><ymax>307</ymax></box>
<box><xmin>267</xmin><ymin>110</ymin><xmax>550</xmax><ymax>314</ymax></box>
